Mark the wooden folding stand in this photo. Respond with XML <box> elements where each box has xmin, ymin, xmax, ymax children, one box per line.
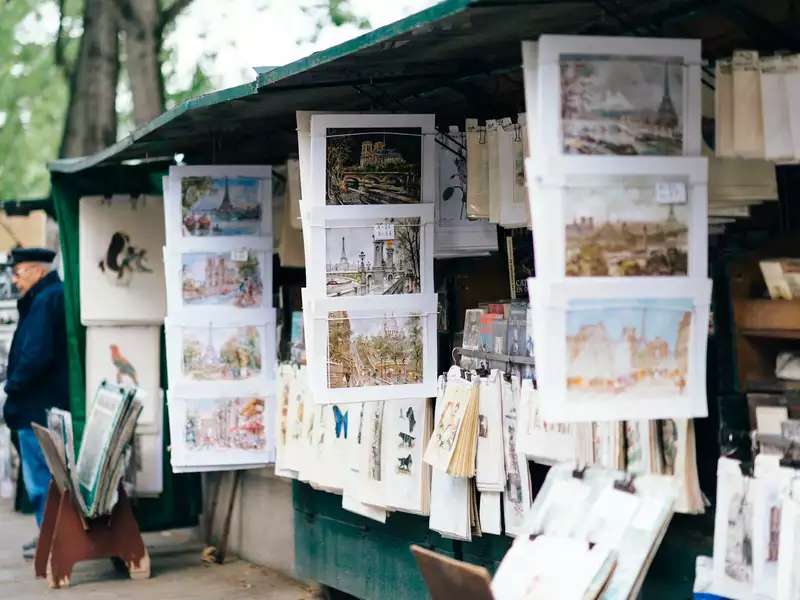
<box><xmin>410</xmin><ymin>545</ymin><xmax>495</xmax><ymax>600</ymax></box>
<box><xmin>34</xmin><ymin>483</ymin><xmax>150</xmax><ymax>588</ymax></box>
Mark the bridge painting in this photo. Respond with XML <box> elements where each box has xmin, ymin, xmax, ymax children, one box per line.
<box><xmin>326</xmin><ymin>127</ymin><xmax>422</xmax><ymax>205</ymax></box>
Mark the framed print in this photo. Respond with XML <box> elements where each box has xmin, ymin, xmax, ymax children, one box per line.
<box><xmin>164</xmin><ymin>244</ymin><xmax>273</xmax><ymax>318</ymax></box>
<box><xmin>527</xmin><ymin>156</ymin><xmax>708</xmax><ymax>280</ymax></box>
<box><xmin>309</xmin><ymin>113</ymin><xmax>436</xmax><ymax>206</ymax></box>
<box><xmin>165</xmin><ymin>165</ymin><xmax>272</xmax><ymax>250</ymax></box>
<box><xmin>306</xmin><ymin>203</ymin><xmax>434</xmax><ymax>298</ymax></box>
<box><xmin>85</xmin><ymin>325</ymin><xmax>162</xmax><ymax>433</ymax></box>
<box><xmin>435</xmin><ymin>128</ymin><xmax>497</xmax><ymax>258</ymax></box>
<box><xmin>529</xmin><ymin>278</ymin><xmax>711</xmax><ymax>422</ymax></box>
<box><xmin>535</xmin><ymin>35</ymin><xmax>702</xmax><ymax>160</ymax></box>
<box><xmin>79</xmin><ymin>195</ymin><xmax>166</xmax><ymax>325</ymax></box>
<box><xmin>165</xmin><ymin>310</ymin><xmax>276</xmax><ymax>397</ymax></box>
<box><xmin>167</xmin><ymin>393</ymin><xmax>273</xmax><ymax>469</ymax></box>
<box><xmin>308</xmin><ymin>293</ymin><xmax>438</xmax><ymax>403</ymax></box>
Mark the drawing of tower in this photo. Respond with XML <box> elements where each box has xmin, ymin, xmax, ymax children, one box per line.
<box><xmin>338</xmin><ymin>237</ymin><xmax>349</xmax><ymax>270</ymax></box>
<box><xmin>656</xmin><ymin>63</ymin><xmax>679</xmax><ymax>129</ymax></box>
<box><xmin>218</xmin><ymin>176</ymin><xmax>235</xmax><ymax>212</ymax></box>
<box><xmin>373</xmin><ymin>239</ymin><xmax>385</xmax><ymax>287</ymax></box>
<box><xmin>201</xmin><ymin>323</ymin><xmax>218</xmax><ymax>366</ymax></box>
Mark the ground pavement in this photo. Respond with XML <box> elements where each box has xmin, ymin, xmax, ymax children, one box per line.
<box><xmin>0</xmin><ymin>498</ymin><xmax>321</xmax><ymax>599</ymax></box>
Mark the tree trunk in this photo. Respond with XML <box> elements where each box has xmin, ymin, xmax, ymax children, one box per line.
<box><xmin>59</xmin><ymin>0</ymin><xmax>120</xmax><ymax>158</ymax></box>
<box><xmin>118</xmin><ymin>0</ymin><xmax>164</xmax><ymax>126</ymax></box>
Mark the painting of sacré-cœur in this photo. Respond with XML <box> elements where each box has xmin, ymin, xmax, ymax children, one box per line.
<box><xmin>326</xmin><ymin>128</ymin><xmax>422</xmax><ymax>205</ymax></box>
<box><xmin>326</xmin><ymin>217</ymin><xmax>421</xmax><ymax>296</ymax></box>
<box><xmin>182</xmin><ymin>251</ymin><xmax>263</xmax><ymax>307</ymax></box>
<box><xmin>181</xmin><ymin>176</ymin><xmax>262</xmax><ymax>236</ymax></box>
<box><xmin>182</xmin><ymin>325</ymin><xmax>262</xmax><ymax>381</ymax></box>
<box><xmin>565</xmin><ymin>184</ymin><xmax>689</xmax><ymax>276</ymax></box>
<box><xmin>560</xmin><ymin>55</ymin><xmax>684</xmax><ymax>155</ymax></box>
<box><xmin>566</xmin><ymin>298</ymin><xmax>692</xmax><ymax>399</ymax></box>
<box><xmin>327</xmin><ymin>310</ymin><xmax>423</xmax><ymax>389</ymax></box>
<box><xmin>184</xmin><ymin>397</ymin><xmax>266</xmax><ymax>452</ymax></box>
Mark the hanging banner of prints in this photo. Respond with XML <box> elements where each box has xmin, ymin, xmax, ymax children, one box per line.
<box><xmin>79</xmin><ymin>195</ymin><xmax>166</xmax><ymax>325</ymax></box>
<box><xmin>85</xmin><ymin>325</ymin><xmax>162</xmax><ymax>433</ymax></box>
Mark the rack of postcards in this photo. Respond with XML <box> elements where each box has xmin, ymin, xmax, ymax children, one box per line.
<box><xmin>162</xmin><ymin>166</ymin><xmax>276</xmax><ymax>472</ymax></box>
<box><xmin>79</xmin><ymin>193</ymin><xmax>167</xmax><ymax>497</ymax></box>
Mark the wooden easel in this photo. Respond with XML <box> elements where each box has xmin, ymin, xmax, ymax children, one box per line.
<box><xmin>34</xmin><ymin>482</ymin><xmax>150</xmax><ymax>588</ymax></box>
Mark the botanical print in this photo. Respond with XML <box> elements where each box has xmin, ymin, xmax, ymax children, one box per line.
<box><xmin>566</xmin><ymin>298</ymin><xmax>692</xmax><ymax>398</ymax></box>
<box><xmin>659</xmin><ymin>419</ymin><xmax>678</xmax><ymax>475</ymax></box>
<box><xmin>326</xmin><ymin>127</ymin><xmax>422</xmax><ymax>205</ymax></box>
<box><xmin>503</xmin><ymin>403</ymin><xmax>523</xmax><ymax>506</ymax></box>
<box><xmin>564</xmin><ymin>184</ymin><xmax>689</xmax><ymax>276</ymax></box>
<box><xmin>438</xmin><ymin>131</ymin><xmax>468</xmax><ymax>221</ymax></box>
<box><xmin>327</xmin><ymin>310</ymin><xmax>423</xmax><ymax>388</ymax></box>
<box><xmin>326</xmin><ymin>217</ymin><xmax>421</xmax><ymax>296</ymax></box>
<box><xmin>181</xmin><ymin>324</ymin><xmax>262</xmax><ymax>381</ymax></box>
<box><xmin>395</xmin><ymin>404</ymin><xmax>417</xmax><ymax>475</ymax></box>
<box><xmin>181</xmin><ymin>251</ymin><xmax>263</xmax><ymax>307</ymax></box>
<box><xmin>624</xmin><ymin>421</ymin><xmax>644</xmax><ymax>473</ymax></box>
<box><xmin>725</xmin><ymin>489</ymin><xmax>754</xmax><ymax>583</ymax></box>
<box><xmin>181</xmin><ymin>175</ymin><xmax>262</xmax><ymax>236</ymax></box>
<box><xmin>278</xmin><ymin>370</ymin><xmax>292</xmax><ymax>447</ymax></box>
<box><xmin>560</xmin><ymin>55</ymin><xmax>684</xmax><ymax>155</ymax></box>
<box><xmin>184</xmin><ymin>397</ymin><xmax>266</xmax><ymax>452</ymax></box>
<box><xmin>98</xmin><ymin>230</ymin><xmax>154</xmax><ymax>287</ymax></box>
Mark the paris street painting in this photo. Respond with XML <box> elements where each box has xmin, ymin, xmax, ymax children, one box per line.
<box><xmin>326</xmin><ymin>127</ymin><xmax>422</xmax><ymax>205</ymax></box>
<box><xmin>181</xmin><ymin>175</ymin><xmax>263</xmax><ymax>236</ymax></box>
<box><xmin>327</xmin><ymin>310</ymin><xmax>423</xmax><ymax>389</ymax></box>
<box><xmin>566</xmin><ymin>298</ymin><xmax>692</xmax><ymax>400</ymax></box>
<box><xmin>560</xmin><ymin>55</ymin><xmax>684</xmax><ymax>155</ymax></box>
<box><xmin>325</xmin><ymin>217</ymin><xmax>421</xmax><ymax>296</ymax></box>
<box><xmin>183</xmin><ymin>397</ymin><xmax>267</xmax><ymax>452</ymax></box>
<box><xmin>182</xmin><ymin>324</ymin><xmax>262</xmax><ymax>381</ymax></box>
<box><xmin>564</xmin><ymin>182</ymin><xmax>689</xmax><ymax>276</ymax></box>
<box><xmin>182</xmin><ymin>251</ymin><xmax>263</xmax><ymax>307</ymax></box>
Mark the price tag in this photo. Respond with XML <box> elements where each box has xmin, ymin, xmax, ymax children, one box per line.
<box><xmin>655</xmin><ymin>181</ymin><xmax>687</xmax><ymax>205</ymax></box>
<box><xmin>373</xmin><ymin>223</ymin><xmax>395</xmax><ymax>241</ymax></box>
<box><xmin>230</xmin><ymin>248</ymin><xmax>249</xmax><ymax>261</ymax></box>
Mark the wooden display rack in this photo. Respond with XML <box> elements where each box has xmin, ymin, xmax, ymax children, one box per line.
<box><xmin>34</xmin><ymin>482</ymin><xmax>150</xmax><ymax>588</ymax></box>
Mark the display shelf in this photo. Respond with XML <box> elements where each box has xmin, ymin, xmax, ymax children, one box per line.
<box><xmin>733</xmin><ymin>298</ymin><xmax>800</xmax><ymax>334</ymax></box>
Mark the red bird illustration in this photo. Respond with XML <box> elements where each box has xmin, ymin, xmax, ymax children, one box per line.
<box><xmin>109</xmin><ymin>344</ymin><xmax>138</xmax><ymax>386</ymax></box>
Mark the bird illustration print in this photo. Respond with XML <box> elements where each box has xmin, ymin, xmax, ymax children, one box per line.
<box><xmin>110</xmin><ymin>344</ymin><xmax>138</xmax><ymax>386</ymax></box>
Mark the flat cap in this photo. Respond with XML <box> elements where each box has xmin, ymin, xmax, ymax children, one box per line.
<box><xmin>10</xmin><ymin>247</ymin><xmax>56</xmax><ymax>265</ymax></box>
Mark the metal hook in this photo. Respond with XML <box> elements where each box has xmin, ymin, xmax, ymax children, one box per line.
<box><xmin>478</xmin><ymin>126</ymin><xmax>487</xmax><ymax>145</ymax></box>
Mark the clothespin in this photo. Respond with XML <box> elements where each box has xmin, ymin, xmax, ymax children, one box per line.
<box><xmin>572</xmin><ymin>465</ymin><xmax>587</xmax><ymax>480</ymax></box>
<box><xmin>739</xmin><ymin>461</ymin><xmax>755</xmax><ymax>477</ymax></box>
<box><xmin>613</xmin><ymin>473</ymin><xmax>636</xmax><ymax>494</ymax></box>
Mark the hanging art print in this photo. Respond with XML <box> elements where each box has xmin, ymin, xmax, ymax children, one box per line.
<box><xmin>79</xmin><ymin>195</ymin><xmax>166</xmax><ymax>324</ymax></box>
<box><xmin>534</xmin><ymin>35</ymin><xmax>702</xmax><ymax>160</ymax></box>
<box><xmin>85</xmin><ymin>326</ymin><xmax>162</xmax><ymax>434</ymax></box>
<box><xmin>529</xmin><ymin>278</ymin><xmax>710</xmax><ymax>422</ymax></box>
<box><xmin>309</xmin><ymin>114</ymin><xmax>436</xmax><ymax>207</ymax></box>
<box><xmin>164</xmin><ymin>165</ymin><xmax>272</xmax><ymax>250</ymax></box>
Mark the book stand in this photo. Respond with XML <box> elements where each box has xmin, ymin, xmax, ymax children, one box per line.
<box><xmin>34</xmin><ymin>482</ymin><xmax>150</xmax><ymax>588</ymax></box>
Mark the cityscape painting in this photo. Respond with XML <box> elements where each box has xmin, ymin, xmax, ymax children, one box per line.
<box><xmin>564</xmin><ymin>183</ymin><xmax>689</xmax><ymax>276</ymax></box>
<box><xmin>181</xmin><ymin>175</ymin><xmax>263</xmax><ymax>236</ymax></box>
<box><xmin>565</xmin><ymin>298</ymin><xmax>692</xmax><ymax>398</ymax></box>
<box><xmin>560</xmin><ymin>55</ymin><xmax>684</xmax><ymax>155</ymax></box>
<box><xmin>325</xmin><ymin>217</ymin><xmax>421</xmax><ymax>296</ymax></box>
<box><xmin>183</xmin><ymin>397</ymin><xmax>267</xmax><ymax>452</ymax></box>
<box><xmin>181</xmin><ymin>251</ymin><xmax>263</xmax><ymax>307</ymax></box>
<box><xmin>326</xmin><ymin>127</ymin><xmax>422</xmax><ymax>205</ymax></box>
<box><xmin>181</xmin><ymin>324</ymin><xmax>262</xmax><ymax>381</ymax></box>
<box><xmin>327</xmin><ymin>310</ymin><xmax>423</xmax><ymax>389</ymax></box>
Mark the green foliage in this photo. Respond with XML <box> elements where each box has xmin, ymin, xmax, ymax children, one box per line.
<box><xmin>300</xmin><ymin>0</ymin><xmax>371</xmax><ymax>44</ymax></box>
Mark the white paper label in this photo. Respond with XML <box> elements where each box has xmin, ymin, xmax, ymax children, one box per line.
<box><xmin>373</xmin><ymin>223</ymin><xmax>395</xmax><ymax>241</ymax></box>
<box><xmin>231</xmin><ymin>248</ymin><xmax>249</xmax><ymax>261</ymax></box>
<box><xmin>655</xmin><ymin>181</ymin><xmax>687</xmax><ymax>205</ymax></box>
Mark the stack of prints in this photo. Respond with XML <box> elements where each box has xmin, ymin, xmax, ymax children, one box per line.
<box><xmin>163</xmin><ymin>166</ymin><xmax>276</xmax><ymax>472</ymax></box>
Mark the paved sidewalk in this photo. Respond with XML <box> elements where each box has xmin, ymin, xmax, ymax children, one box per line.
<box><xmin>0</xmin><ymin>498</ymin><xmax>320</xmax><ymax>599</ymax></box>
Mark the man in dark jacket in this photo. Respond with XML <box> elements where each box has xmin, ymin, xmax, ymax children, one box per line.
<box><xmin>2</xmin><ymin>248</ymin><xmax>69</xmax><ymax>557</ymax></box>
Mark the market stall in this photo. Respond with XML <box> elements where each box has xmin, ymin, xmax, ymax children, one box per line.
<box><xmin>42</xmin><ymin>0</ymin><xmax>800</xmax><ymax>597</ymax></box>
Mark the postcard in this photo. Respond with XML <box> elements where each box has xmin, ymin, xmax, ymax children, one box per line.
<box><xmin>309</xmin><ymin>114</ymin><xmax>436</xmax><ymax>207</ymax></box>
<box><xmin>529</xmin><ymin>278</ymin><xmax>711</xmax><ymax>422</ymax></box>
<box><xmin>307</xmin><ymin>294</ymin><xmax>438</xmax><ymax>403</ymax></box>
<box><xmin>535</xmin><ymin>35</ymin><xmax>702</xmax><ymax>160</ymax></box>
